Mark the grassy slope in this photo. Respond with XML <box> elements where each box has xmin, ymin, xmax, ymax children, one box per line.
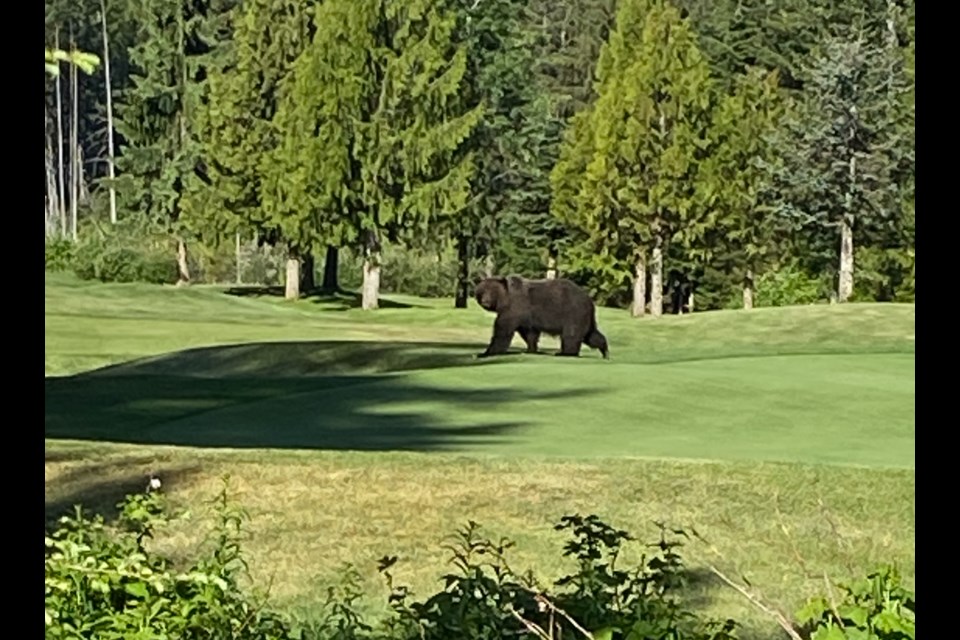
<box><xmin>44</xmin><ymin>273</ymin><xmax>915</xmax><ymax>638</ymax></box>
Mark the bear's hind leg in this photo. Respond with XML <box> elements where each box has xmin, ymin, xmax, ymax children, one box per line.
<box><xmin>518</xmin><ymin>327</ymin><xmax>540</xmax><ymax>353</ymax></box>
<box><xmin>557</xmin><ymin>327</ymin><xmax>583</xmax><ymax>357</ymax></box>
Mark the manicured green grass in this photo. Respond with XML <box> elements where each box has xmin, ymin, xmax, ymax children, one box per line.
<box><xmin>44</xmin><ymin>272</ymin><xmax>915</xmax><ymax>639</ymax></box>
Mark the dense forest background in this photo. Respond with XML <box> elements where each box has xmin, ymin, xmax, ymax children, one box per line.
<box><xmin>43</xmin><ymin>0</ymin><xmax>915</xmax><ymax>315</ymax></box>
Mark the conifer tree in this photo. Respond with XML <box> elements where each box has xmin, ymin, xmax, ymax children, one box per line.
<box><xmin>448</xmin><ymin>0</ymin><xmax>552</xmax><ymax>306</ymax></box>
<box><xmin>764</xmin><ymin>25</ymin><xmax>913</xmax><ymax>303</ymax></box>
<box><xmin>694</xmin><ymin>66</ymin><xmax>785</xmax><ymax>309</ymax></box>
<box><xmin>184</xmin><ymin>0</ymin><xmax>313</xmax><ymax>299</ymax></box>
<box><xmin>288</xmin><ymin>0</ymin><xmax>483</xmax><ymax>310</ymax></box>
<box><xmin>553</xmin><ymin>0</ymin><xmax>713</xmax><ymax>318</ymax></box>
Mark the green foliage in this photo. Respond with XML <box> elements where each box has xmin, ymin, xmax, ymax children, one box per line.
<box><xmin>376</xmin><ymin>514</ymin><xmax>737</xmax><ymax>640</ymax></box>
<box><xmin>70</xmin><ymin>220</ymin><xmax>178</xmax><ymax>285</ymax></box>
<box><xmin>762</xmin><ymin>25</ymin><xmax>913</xmax><ymax>293</ymax></box>
<box><xmin>754</xmin><ymin>262</ymin><xmax>826</xmax><ymax>307</ymax></box>
<box><xmin>45</xmin><ymin>478</ymin><xmax>296</xmax><ymax>639</ymax></box>
<box><xmin>46</xmin><ymin>481</ymin><xmax>754</xmax><ymax>640</ymax></box>
<box><xmin>796</xmin><ymin>565</ymin><xmax>915</xmax><ymax>640</ymax></box>
<box><xmin>45</xmin><ymin>238</ymin><xmax>76</xmax><ymax>272</ymax></box>
<box><xmin>693</xmin><ymin>66</ymin><xmax>786</xmax><ymax>292</ymax></box>
<box><xmin>851</xmin><ymin>247</ymin><xmax>915</xmax><ymax>303</ymax></box>
<box><xmin>45</xmin><ymin>46</ymin><xmax>100</xmax><ymax>76</ymax></box>
<box><xmin>554</xmin><ymin>0</ymin><xmax>715</xmax><ymax>300</ymax></box>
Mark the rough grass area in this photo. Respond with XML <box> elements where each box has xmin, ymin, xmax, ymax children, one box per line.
<box><xmin>44</xmin><ymin>273</ymin><xmax>915</xmax><ymax>639</ymax></box>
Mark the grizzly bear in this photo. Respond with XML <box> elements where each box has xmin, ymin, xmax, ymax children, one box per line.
<box><xmin>474</xmin><ymin>275</ymin><xmax>609</xmax><ymax>359</ymax></box>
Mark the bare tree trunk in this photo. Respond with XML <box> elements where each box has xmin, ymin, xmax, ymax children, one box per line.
<box><xmin>743</xmin><ymin>269</ymin><xmax>754</xmax><ymax>310</ymax></box>
<box><xmin>300</xmin><ymin>251</ymin><xmax>315</xmax><ymax>292</ymax></box>
<box><xmin>46</xmin><ymin>118</ymin><xmax>59</xmax><ymax>238</ymax></box>
<box><xmin>688</xmin><ymin>290</ymin><xmax>695</xmax><ymax>313</ymax></box>
<box><xmin>100</xmin><ymin>0</ymin><xmax>118</xmax><ymax>224</ymax></box>
<box><xmin>631</xmin><ymin>254</ymin><xmax>646</xmax><ymax>317</ymax></box>
<box><xmin>55</xmin><ymin>27</ymin><xmax>67</xmax><ymax>238</ymax></box>
<box><xmin>838</xmin><ymin>216</ymin><xmax>854</xmax><ymax>303</ymax></box>
<box><xmin>546</xmin><ymin>253</ymin><xmax>558</xmax><ymax>279</ymax></box>
<box><xmin>483</xmin><ymin>254</ymin><xmax>495</xmax><ymax>278</ymax></box>
<box><xmin>176</xmin><ymin>239</ymin><xmax>191</xmax><ymax>286</ymax></box>
<box><xmin>285</xmin><ymin>250</ymin><xmax>300</xmax><ymax>300</ymax></box>
<box><xmin>70</xmin><ymin>27</ymin><xmax>78</xmax><ymax>242</ymax></box>
<box><xmin>322</xmin><ymin>245</ymin><xmax>339</xmax><ymax>291</ymax></box>
<box><xmin>838</xmin><ymin>154</ymin><xmax>856</xmax><ymax>303</ymax></box>
<box><xmin>455</xmin><ymin>235</ymin><xmax>469</xmax><ymax>308</ymax></box>
<box><xmin>650</xmin><ymin>241</ymin><xmax>664</xmax><ymax>318</ymax></box>
<box><xmin>235</xmin><ymin>231</ymin><xmax>242</xmax><ymax>284</ymax></box>
<box><xmin>362</xmin><ymin>232</ymin><xmax>381</xmax><ymax>310</ymax></box>
<box><xmin>77</xmin><ymin>146</ymin><xmax>91</xmax><ymax>206</ymax></box>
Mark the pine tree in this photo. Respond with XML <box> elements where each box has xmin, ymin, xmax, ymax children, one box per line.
<box><xmin>114</xmin><ymin>0</ymin><xmax>198</xmax><ymax>284</ymax></box>
<box><xmin>447</xmin><ymin>0</ymin><xmax>552</xmax><ymax>306</ymax></box>
<box><xmin>553</xmin><ymin>0</ymin><xmax>714</xmax><ymax>318</ymax></box>
<box><xmin>289</xmin><ymin>0</ymin><xmax>483</xmax><ymax>310</ymax></box>
<box><xmin>694</xmin><ymin>66</ymin><xmax>786</xmax><ymax>309</ymax></box>
<box><xmin>764</xmin><ymin>24</ymin><xmax>913</xmax><ymax>303</ymax></box>
<box><xmin>183</xmin><ymin>0</ymin><xmax>314</xmax><ymax>299</ymax></box>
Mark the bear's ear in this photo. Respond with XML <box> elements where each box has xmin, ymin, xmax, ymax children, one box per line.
<box><xmin>494</xmin><ymin>276</ymin><xmax>508</xmax><ymax>290</ymax></box>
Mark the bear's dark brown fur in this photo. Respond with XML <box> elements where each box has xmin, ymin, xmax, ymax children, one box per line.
<box><xmin>475</xmin><ymin>275</ymin><xmax>609</xmax><ymax>359</ymax></box>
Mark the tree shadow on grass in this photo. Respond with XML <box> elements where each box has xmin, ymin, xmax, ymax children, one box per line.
<box><xmin>222</xmin><ymin>286</ymin><xmax>421</xmax><ymax>310</ymax></box>
<box><xmin>45</xmin><ymin>340</ymin><xmax>602</xmax><ymax>452</ymax></box>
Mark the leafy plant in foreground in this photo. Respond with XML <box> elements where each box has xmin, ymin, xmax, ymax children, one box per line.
<box><xmin>796</xmin><ymin>564</ymin><xmax>915</xmax><ymax>640</ymax></box>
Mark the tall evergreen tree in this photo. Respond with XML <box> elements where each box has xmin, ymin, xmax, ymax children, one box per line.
<box><xmin>447</xmin><ymin>0</ymin><xmax>553</xmax><ymax>306</ymax></box>
<box><xmin>115</xmin><ymin>0</ymin><xmax>201</xmax><ymax>284</ymax></box>
<box><xmin>289</xmin><ymin>0</ymin><xmax>483</xmax><ymax>310</ymax></box>
<box><xmin>183</xmin><ymin>0</ymin><xmax>314</xmax><ymax>298</ymax></box>
<box><xmin>764</xmin><ymin>25</ymin><xmax>913</xmax><ymax>303</ymax></box>
<box><xmin>552</xmin><ymin>0</ymin><xmax>714</xmax><ymax>318</ymax></box>
<box><xmin>694</xmin><ymin>66</ymin><xmax>786</xmax><ymax>309</ymax></box>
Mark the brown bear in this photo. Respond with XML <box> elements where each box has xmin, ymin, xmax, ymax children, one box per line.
<box><xmin>474</xmin><ymin>275</ymin><xmax>609</xmax><ymax>359</ymax></box>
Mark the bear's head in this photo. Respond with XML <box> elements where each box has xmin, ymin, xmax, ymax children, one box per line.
<box><xmin>475</xmin><ymin>277</ymin><xmax>508</xmax><ymax>312</ymax></box>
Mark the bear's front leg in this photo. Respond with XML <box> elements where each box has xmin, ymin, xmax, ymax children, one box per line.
<box><xmin>478</xmin><ymin>317</ymin><xmax>516</xmax><ymax>358</ymax></box>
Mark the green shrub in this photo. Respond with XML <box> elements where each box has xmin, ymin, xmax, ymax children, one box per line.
<box><xmin>851</xmin><ymin>247</ymin><xmax>915</xmax><ymax>303</ymax></box>
<box><xmin>755</xmin><ymin>262</ymin><xmax>826</xmax><ymax>307</ymax></box>
<box><xmin>69</xmin><ymin>221</ymin><xmax>178</xmax><ymax>285</ymax></box>
<box><xmin>45</xmin><ymin>480</ymin><xmax>298</xmax><ymax>639</ymax></box>
<box><xmin>796</xmin><ymin>565</ymin><xmax>915</xmax><ymax>639</ymax></box>
<box><xmin>45</xmin><ymin>238</ymin><xmax>75</xmax><ymax>272</ymax></box>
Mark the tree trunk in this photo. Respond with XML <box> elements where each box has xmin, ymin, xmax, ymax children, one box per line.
<box><xmin>688</xmin><ymin>290</ymin><xmax>695</xmax><ymax>313</ymax></box>
<box><xmin>45</xmin><ymin>124</ymin><xmax>59</xmax><ymax>238</ymax></box>
<box><xmin>455</xmin><ymin>235</ymin><xmax>469</xmax><ymax>308</ymax></box>
<box><xmin>362</xmin><ymin>232</ymin><xmax>381</xmax><ymax>310</ymax></box>
<box><xmin>743</xmin><ymin>269</ymin><xmax>754</xmax><ymax>310</ymax></box>
<box><xmin>838</xmin><ymin>153</ymin><xmax>856</xmax><ymax>303</ymax></box>
<box><xmin>100</xmin><ymin>0</ymin><xmax>117</xmax><ymax>224</ymax></box>
<box><xmin>838</xmin><ymin>216</ymin><xmax>854</xmax><ymax>303</ymax></box>
<box><xmin>649</xmin><ymin>243</ymin><xmax>664</xmax><ymax>317</ymax></box>
<box><xmin>300</xmin><ymin>251</ymin><xmax>315</xmax><ymax>293</ymax></box>
<box><xmin>483</xmin><ymin>254</ymin><xmax>495</xmax><ymax>278</ymax></box>
<box><xmin>322</xmin><ymin>245</ymin><xmax>339</xmax><ymax>291</ymax></box>
<box><xmin>55</xmin><ymin>27</ymin><xmax>67</xmax><ymax>238</ymax></box>
<box><xmin>285</xmin><ymin>251</ymin><xmax>300</xmax><ymax>300</ymax></box>
<box><xmin>546</xmin><ymin>253</ymin><xmax>558</xmax><ymax>279</ymax></box>
<box><xmin>70</xmin><ymin>28</ymin><xmax>78</xmax><ymax>241</ymax></box>
<box><xmin>235</xmin><ymin>231</ymin><xmax>242</xmax><ymax>284</ymax></box>
<box><xmin>176</xmin><ymin>239</ymin><xmax>191</xmax><ymax>286</ymax></box>
<box><xmin>631</xmin><ymin>255</ymin><xmax>646</xmax><ymax>317</ymax></box>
